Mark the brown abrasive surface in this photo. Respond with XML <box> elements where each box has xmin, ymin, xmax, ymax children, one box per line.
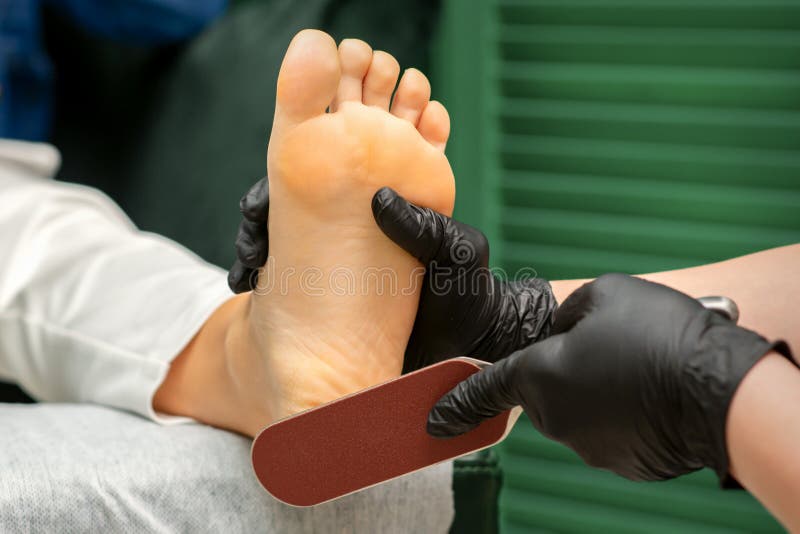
<box><xmin>251</xmin><ymin>358</ymin><xmax>512</xmax><ymax>506</ymax></box>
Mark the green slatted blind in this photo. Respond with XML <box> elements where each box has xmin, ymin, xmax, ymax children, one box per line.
<box><xmin>435</xmin><ymin>0</ymin><xmax>800</xmax><ymax>532</ymax></box>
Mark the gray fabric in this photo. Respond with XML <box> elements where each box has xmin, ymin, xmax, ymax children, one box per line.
<box><xmin>0</xmin><ymin>404</ymin><xmax>454</xmax><ymax>533</ymax></box>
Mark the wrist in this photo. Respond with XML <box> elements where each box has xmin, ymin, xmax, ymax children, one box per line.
<box><xmin>725</xmin><ymin>348</ymin><xmax>800</xmax><ymax>531</ymax></box>
<box><xmin>690</xmin><ymin>318</ymin><xmax>791</xmax><ymax>481</ymax></box>
<box><xmin>479</xmin><ymin>276</ymin><xmax>557</xmax><ymax>361</ymax></box>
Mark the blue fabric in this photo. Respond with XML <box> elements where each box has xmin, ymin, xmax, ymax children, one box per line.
<box><xmin>0</xmin><ymin>0</ymin><xmax>227</xmax><ymax>141</ymax></box>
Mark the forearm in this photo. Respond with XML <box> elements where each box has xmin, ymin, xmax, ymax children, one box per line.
<box><xmin>551</xmin><ymin>249</ymin><xmax>800</xmax><ymax>528</ymax></box>
<box><xmin>726</xmin><ymin>351</ymin><xmax>800</xmax><ymax>532</ymax></box>
<box><xmin>551</xmin><ymin>244</ymin><xmax>800</xmax><ymax>350</ymax></box>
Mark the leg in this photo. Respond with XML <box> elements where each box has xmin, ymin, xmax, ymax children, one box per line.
<box><xmin>0</xmin><ymin>140</ymin><xmax>232</xmax><ymax>420</ymax></box>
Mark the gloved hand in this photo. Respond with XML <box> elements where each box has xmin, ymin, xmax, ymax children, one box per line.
<box><xmin>228</xmin><ymin>176</ymin><xmax>269</xmax><ymax>294</ymax></box>
<box><xmin>371</xmin><ymin>187</ymin><xmax>556</xmax><ymax>371</ymax></box>
<box><xmin>427</xmin><ymin>273</ymin><xmax>791</xmax><ymax>482</ymax></box>
<box><xmin>228</xmin><ymin>178</ymin><xmax>557</xmax><ymax>372</ymax></box>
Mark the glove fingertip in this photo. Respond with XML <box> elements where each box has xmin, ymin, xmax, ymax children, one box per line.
<box><xmin>241</xmin><ymin>202</ymin><xmax>269</xmax><ymax>223</ymax></box>
<box><xmin>371</xmin><ymin>187</ymin><xmax>401</xmax><ymax>224</ymax></box>
<box><xmin>236</xmin><ymin>240</ymin><xmax>268</xmax><ymax>269</ymax></box>
<box><xmin>426</xmin><ymin>401</ymin><xmax>478</xmax><ymax>439</ymax></box>
<box><xmin>372</xmin><ymin>187</ymin><xmax>448</xmax><ymax>267</ymax></box>
<box><xmin>240</xmin><ymin>177</ymin><xmax>270</xmax><ymax>222</ymax></box>
<box><xmin>228</xmin><ymin>261</ymin><xmax>253</xmax><ymax>293</ymax></box>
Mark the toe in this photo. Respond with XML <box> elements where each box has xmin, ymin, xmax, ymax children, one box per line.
<box><xmin>330</xmin><ymin>39</ymin><xmax>372</xmax><ymax>112</ymax></box>
<box><xmin>273</xmin><ymin>30</ymin><xmax>341</xmax><ymax>134</ymax></box>
<box><xmin>362</xmin><ymin>51</ymin><xmax>400</xmax><ymax>109</ymax></box>
<box><xmin>390</xmin><ymin>69</ymin><xmax>431</xmax><ymax>126</ymax></box>
<box><xmin>417</xmin><ymin>101</ymin><xmax>450</xmax><ymax>151</ymax></box>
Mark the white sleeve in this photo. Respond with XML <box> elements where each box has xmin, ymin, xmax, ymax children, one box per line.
<box><xmin>0</xmin><ymin>140</ymin><xmax>233</xmax><ymax>422</ymax></box>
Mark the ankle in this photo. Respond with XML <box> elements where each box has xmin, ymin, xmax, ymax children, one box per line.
<box><xmin>222</xmin><ymin>294</ymin><xmax>279</xmax><ymax>431</ymax></box>
<box><xmin>154</xmin><ymin>293</ymin><xmax>273</xmax><ymax>436</ymax></box>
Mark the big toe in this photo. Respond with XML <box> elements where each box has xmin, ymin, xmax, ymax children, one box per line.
<box><xmin>274</xmin><ymin>29</ymin><xmax>340</xmax><ymax>134</ymax></box>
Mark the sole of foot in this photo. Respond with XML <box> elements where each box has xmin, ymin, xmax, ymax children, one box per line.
<box><xmin>230</xmin><ymin>30</ymin><xmax>455</xmax><ymax>436</ymax></box>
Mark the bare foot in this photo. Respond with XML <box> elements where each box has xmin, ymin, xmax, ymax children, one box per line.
<box><xmin>217</xmin><ymin>30</ymin><xmax>455</xmax><ymax>435</ymax></box>
<box><xmin>155</xmin><ymin>30</ymin><xmax>454</xmax><ymax>436</ymax></box>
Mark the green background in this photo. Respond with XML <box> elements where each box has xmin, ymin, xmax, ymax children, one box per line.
<box><xmin>435</xmin><ymin>0</ymin><xmax>800</xmax><ymax>532</ymax></box>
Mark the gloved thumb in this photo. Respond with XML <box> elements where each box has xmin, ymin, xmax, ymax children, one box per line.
<box><xmin>372</xmin><ymin>187</ymin><xmax>489</xmax><ymax>270</ymax></box>
<box><xmin>371</xmin><ymin>187</ymin><xmax>449</xmax><ymax>265</ymax></box>
<box><xmin>427</xmin><ymin>354</ymin><xmax>524</xmax><ymax>438</ymax></box>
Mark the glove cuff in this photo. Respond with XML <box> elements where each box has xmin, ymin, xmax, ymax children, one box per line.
<box><xmin>687</xmin><ymin>317</ymin><xmax>796</xmax><ymax>483</ymax></box>
<box><xmin>519</xmin><ymin>277</ymin><xmax>558</xmax><ymax>341</ymax></box>
<box><xmin>474</xmin><ymin>277</ymin><xmax>557</xmax><ymax>363</ymax></box>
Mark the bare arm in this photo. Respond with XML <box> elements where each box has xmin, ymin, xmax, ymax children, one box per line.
<box><xmin>552</xmin><ymin>245</ymin><xmax>800</xmax><ymax>529</ymax></box>
<box><xmin>726</xmin><ymin>351</ymin><xmax>800</xmax><ymax>532</ymax></box>
<box><xmin>551</xmin><ymin>243</ymin><xmax>800</xmax><ymax>352</ymax></box>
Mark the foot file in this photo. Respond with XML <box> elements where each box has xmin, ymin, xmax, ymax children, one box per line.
<box><xmin>251</xmin><ymin>357</ymin><xmax>521</xmax><ymax>507</ymax></box>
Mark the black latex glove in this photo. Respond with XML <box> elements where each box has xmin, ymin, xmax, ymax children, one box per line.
<box><xmin>228</xmin><ymin>178</ymin><xmax>557</xmax><ymax>372</ymax></box>
<box><xmin>427</xmin><ymin>273</ymin><xmax>792</xmax><ymax>482</ymax></box>
<box><xmin>228</xmin><ymin>176</ymin><xmax>269</xmax><ymax>294</ymax></box>
<box><xmin>371</xmin><ymin>187</ymin><xmax>556</xmax><ymax>372</ymax></box>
